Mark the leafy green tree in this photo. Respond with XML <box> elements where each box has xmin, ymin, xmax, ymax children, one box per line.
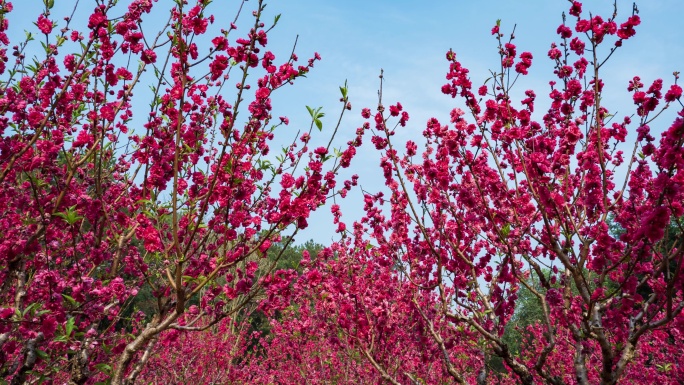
<box><xmin>268</xmin><ymin>238</ymin><xmax>324</xmax><ymax>273</ymax></box>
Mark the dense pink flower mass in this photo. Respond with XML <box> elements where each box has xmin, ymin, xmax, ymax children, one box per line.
<box><xmin>313</xmin><ymin>2</ymin><xmax>684</xmax><ymax>384</ymax></box>
<box><xmin>36</xmin><ymin>15</ymin><xmax>52</xmax><ymax>34</ymax></box>
<box><xmin>1</xmin><ymin>0</ymin><xmax>683</xmax><ymax>384</ymax></box>
<box><xmin>0</xmin><ymin>0</ymin><xmax>359</xmax><ymax>383</ymax></box>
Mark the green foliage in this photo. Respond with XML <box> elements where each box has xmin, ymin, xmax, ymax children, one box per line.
<box><xmin>243</xmin><ymin>238</ymin><xmax>324</xmax><ymax>355</ymax></box>
<box><xmin>267</xmin><ymin>238</ymin><xmax>323</xmax><ymax>272</ymax></box>
<box><xmin>502</xmin><ymin>273</ymin><xmax>546</xmax><ymax>355</ymax></box>
<box><xmin>306</xmin><ymin>105</ymin><xmax>325</xmax><ymax>131</ymax></box>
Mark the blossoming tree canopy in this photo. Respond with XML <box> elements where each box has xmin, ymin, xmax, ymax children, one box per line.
<box><xmin>0</xmin><ymin>0</ymin><xmax>361</xmax><ymax>383</ymax></box>
<box><xmin>321</xmin><ymin>1</ymin><xmax>682</xmax><ymax>384</ymax></box>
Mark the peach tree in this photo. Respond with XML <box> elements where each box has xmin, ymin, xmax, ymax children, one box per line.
<box><xmin>314</xmin><ymin>1</ymin><xmax>684</xmax><ymax>384</ymax></box>
<box><xmin>0</xmin><ymin>0</ymin><xmax>359</xmax><ymax>383</ymax></box>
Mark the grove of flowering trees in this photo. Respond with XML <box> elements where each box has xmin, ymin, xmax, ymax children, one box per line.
<box><xmin>0</xmin><ymin>0</ymin><xmax>682</xmax><ymax>384</ymax></box>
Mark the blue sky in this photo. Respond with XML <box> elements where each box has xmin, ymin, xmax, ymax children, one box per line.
<box><xmin>6</xmin><ymin>0</ymin><xmax>683</xmax><ymax>245</ymax></box>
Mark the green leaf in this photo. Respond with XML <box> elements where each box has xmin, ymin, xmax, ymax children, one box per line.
<box><xmin>62</xmin><ymin>294</ymin><xmax>78</xmax><ymax>307</ymax></box>
<box><xmin>501</xmin><ymin>223</ymin><xmax>511</xmax><ymax>238</ymax></box>
<box><xmin>65</xmin><ymin>317</ymin><xmax>75</xmax><ymax>337</ymax></box>
<box><xmin>136</xmin><ymin>199</ymin><xmax>154</xmax><ymax>207</ymax></box>
<box><xmin>36</xmin><ymin>349</ymin><xmax>49</xmax><ymax>359</ymax></box>
<box><xmin>95</xmin><ymin>363</ymin><xmax>112</xmax><ymax>375</ymax></box>
<box><xmin>315</xmin><ymin>119</ymin><xmax>323</xmax><ymax>131</ymax></box>
<box><xmin>306</xmin><ymin>106</ymin><xmax>324</xmax><ymax>123</ymax></box>
<box><xmin>22</xmin><ymin>302</ymin><xmax>41</xmax><ymax>317</ymax></box>
<box><xmin>258</xmin><ymin>159</ymin><xmax>272</xmax><ymax>171</ymax></box>
<box><xmin>339</xmin><ymin>80</ymin><xmax>348</xmax><ymax>100</ymax></box>
<box><xmin>54</xmin><ymin>205</ymin><xmax>83</xmax><ymax>225</ymax></box>
<box><xmin>182</xmin><ymin>275</ymin><xmax>198</xmax><ymax>284</ymax></box>
<box><xmin>274</xmin><ymin>14</ymin><xmax>281</xmax><ymax>25</ymax></box>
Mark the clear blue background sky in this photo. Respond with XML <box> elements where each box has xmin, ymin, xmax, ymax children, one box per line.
<box><xmin>6</xmin><ymin>0</ymin><xmax>683</xmax><ymax>244</ymax></box>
